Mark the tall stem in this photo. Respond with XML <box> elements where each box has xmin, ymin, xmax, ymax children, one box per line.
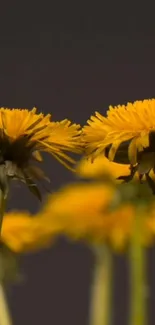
<box><xmin>89</xmin><ymin>245</ymin><xmax>112</xmax><ymax>325</ymax></box>
<box><xmin>0</xmin><ymin>189</ymin><xmax>12</xmax><ymax>325</ymax></box>
<box><xmin>0</xmin><ymin>285</ymin><xmax>12</xmax><ymax>325</ymax></box>
<box><xmin>129</xmin><ymin>211</ymin><xmax>148</xmax><ymax>325</ymax></box>
<box><xmin>0</xmin><ymin>189</ymin><xmax>6</xmax><ymax>234</ymax></box>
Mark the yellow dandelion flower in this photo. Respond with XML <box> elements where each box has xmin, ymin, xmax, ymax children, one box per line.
<box><xmin>41</xmin><ymin>183</ymin><xmax>115</xmax><ymax>241</ymax></box>
<box><xmin>1</xmin><ymin>211</ymin><xmax>60</xmax><ymax>253</ymax></box>
<box><xmin>40</xmin><ymin>182</ymin><xmax>155</xmax><ymax>251</ymax></box>
<box><xmin>102</xmin><ymin>204</ymin><xmax>135</xmax><ymax>250</ymax></box>
<box><xmin>76</xmin><ymin>155</ymin><xmax>155</xmax><ymax>182</ymax></box>
<box><xmin>0</xmin><ymin>108</ymin><xmax>82</xmax><ymax>199</ymax></box>
<box><xmin>76</xmin><ymin>155</ymin><xmax>131</xmax><ymax>180</ymax></box>
<box><xmin>83</xmin><ymin>99</ymin><xmax>155</xmax><ymax>193</ymax></box>
<box><xmin>104</xmin><ymin>205</ymin><xmax>154</xmax><ymax>250</ymax></box>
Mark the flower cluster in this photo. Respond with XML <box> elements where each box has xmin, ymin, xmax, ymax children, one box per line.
<box><xmin>1</xmin><ymin>101</ymin><xmax>155</xmax><ymax>255</ymax></box>
<box><xmin>1</xmin><ymin>100</ymin><xmax>155</xmax><ymax>325</ymax></box>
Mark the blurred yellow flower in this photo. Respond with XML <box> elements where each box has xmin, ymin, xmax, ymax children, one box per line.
<box><xmin>103</xmin><ymin>205</ymin><xmax>154</xmax><ymax>250</ymax></box>
<box><xmin>76</xmin><ymin>155</ymin><xmax>155</xmax><ymax>183</ymax></box>
<box><xmin>40</xmin><ymin>182</ymin><xmax>155</xmax><ymax>251</ymax></box>
<box><xmin>0</xmin><ymin>108</ymin><xmax>82</xmax><ymax>199</ymax></box>
<box><xmin>41</xmin><ymin>183</ymin><xmax>115</xmax><ymax>241</ymax></box>
<box><xmin>76</xmin><ymin>155</ymin><xmax>131</xmax><ymax>180</ymax></box>
<box><xmin>82</xmin><ymin>99</ymin><xmax>155</xmax><ymax>192</ymax></box>
<box><xmin>1</xmin><ymin>211</ymin><xmax>60</xmax><ymax>253</ymax></box>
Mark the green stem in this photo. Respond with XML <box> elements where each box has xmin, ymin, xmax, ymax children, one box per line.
<box><xmin>0</xmin><ymin>189</ymin><xmax>6</xmax><ymax>234</ymax></box>
<box><xmin>89</xmin><ymin>246</ymin><xmax>112</xmax><ymax>325</ymax></box>
<box><xmin>0</xmin><ymin>284</ymin><xmax>12</xmax><ymax>325</ymax></box>
<box><xmin>0</xmin><ymin>189</ymin><xmax>12</xmax><ymax>325</ymax></box>
<box><xmin>129</xmin><ymin>211</ymin><xmax>148</xmax><ymax>325</ymax></box>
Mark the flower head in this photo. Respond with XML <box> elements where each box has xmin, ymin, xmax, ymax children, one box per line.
<box><xmin>40</xmin><ymin>182</ymin><xmax>155</xmax><ymax>250</ymax></box>
<box><xmin>83</xmin><ymin>99</ymin><xmax>155</xmax><ymax>192</ymax></box>
<box><xmin>41</xmin><ymin>183</ymin><xmax>115</xmax><ymax>241</ymax></box>
<box><xmin>76</xmin><ymin>155</ymin><xmax>132</xmax><ymax>180</ymax></box>
<box><xmin>1</xmin><ymin>211</ymin><xmax>60</xmax><ymax>253</ymax></box>
<box><xmin>76</xmin><ymin>155</ymin><xmax>155</xmax><ymax>183</ymax></box>
<box><xmin>0</xmin><ymin>108</ymin><xmax>82</xmax><ymax>199</ymax></box>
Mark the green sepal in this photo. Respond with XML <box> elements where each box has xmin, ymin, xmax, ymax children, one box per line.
<box><xmin>25</xmin><ymin>177</ymin><xmax>42</xmax><ymax>201</ymax></box>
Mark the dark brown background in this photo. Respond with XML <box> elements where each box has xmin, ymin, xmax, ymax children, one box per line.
<box><xmin>1</xmin><ymin>1</ymin><xmax>155</xmax><ymax>324</ymax></box>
